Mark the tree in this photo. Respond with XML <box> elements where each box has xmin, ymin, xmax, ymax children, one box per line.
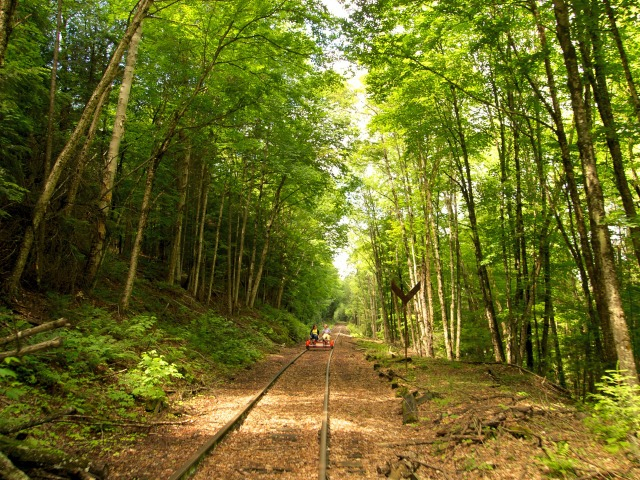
<box><xmin>4</xmin><ymin>0</ymin><xmax>155</xmax><ymax>296</ymax></box>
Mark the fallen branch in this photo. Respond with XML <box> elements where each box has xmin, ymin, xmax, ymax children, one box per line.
<box><xmin>0</xmin><ymin>407</ymin><xmax>77</xmax><ymax>435</ymax></box>
<box><xmin>383</xmin><ymin>434</ymin><xmax>485</xmax><ymax>447</ymax></box>
<box><xmin>0</xmin><ymin>318</ymin><xmax>69</xmax><ymax>346</ymax></box>
<box><xmin>56</xmin><ymin>415</ymin><xmax>194</xmax><ymax>428</ymax></box>
<box><xmin>382</xmin><ymin>439</ymin><xmax>444</xmax><ymax>447</ymax></box>
<box><xmin>462</xmin><ymin>361</ymin><xmax>571</xmax><ymax>397</ymax></box>
<box><xmin>502</xmin><ymin>426</ymin><xmax>544</xmax><ymax>447</ymax></box>
<box><xmin>0</xmin><ymin>337</ymin><xmax>63</xmax><ymax>361</ymax></box>
<box><xmin>415</xmin><ymin>459</ymin><xmax>451</xmax><ymax>480</ymax></box>
<box><xmin>446</xmin><ymin>434</ymin><xmax>485</xmax><ymax>443</ymax></box>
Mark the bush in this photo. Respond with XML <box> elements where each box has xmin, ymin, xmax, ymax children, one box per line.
<box><xmin>122</xmin><ymin>350</ymin><xmax>183</xmax><ymax>403</ymax></box>
<box><xmin>585</xmin><ymin>370</ymin><xmax>640</xmax><ymax>455</ymax></box>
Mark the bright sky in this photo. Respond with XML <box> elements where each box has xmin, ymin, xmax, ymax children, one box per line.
<box><xmin>320</xmin><ymin>0</ymin><xmax>365</xmax><ymax>280</ymax></box>
<box><xmin>322</xmin><ymin>0</ymin><xmax>349</xmax><ymax>18</ymax></box>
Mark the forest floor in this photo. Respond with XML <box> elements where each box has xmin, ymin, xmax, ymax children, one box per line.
<box><xmin>87</xmin><ymin>330</ymin><xmax>638</xmax><ymax>479</ymax></box>
<box><xmin>1</xmin><ymin>288</ymin><xmax>637</xmax><ymax>479</ymax></box>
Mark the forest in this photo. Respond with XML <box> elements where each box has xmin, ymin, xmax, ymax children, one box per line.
<box><xmin>339</xmin><ymin>0</ymin><xmax>640</xmax><ymax>397</ymax></box>
<box><xmin>1</xmin><ymin>0</ymin><xmax>640</xmax><ymax>474</ymax></box>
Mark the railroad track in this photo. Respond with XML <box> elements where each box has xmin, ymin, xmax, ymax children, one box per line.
<box><xmin>168</xmin><ymin>327</ymin><xmax>341</xmax><ymax>480</ymax></box>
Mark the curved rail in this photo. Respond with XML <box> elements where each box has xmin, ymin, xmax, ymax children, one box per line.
<box><xmin>168</xmin><ymin>349</ymin><xmax>307</xmax><ymax>480</ymax></box>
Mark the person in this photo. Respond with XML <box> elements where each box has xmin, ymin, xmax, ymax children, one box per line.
<box><xmin>310</xmin><ymin>324</ymin><xmax>319</xmax><ymax>342</ymax></box>
<box><xmin>322</xmin><ymin>324</ymin><xmax>331</xmax><ymax>341</ymax></box>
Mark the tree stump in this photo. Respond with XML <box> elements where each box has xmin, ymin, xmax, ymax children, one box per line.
<box><xmin>402</xmin><ymin>394</ymin><xmax>419</xmax><ymax>424</ymax></box>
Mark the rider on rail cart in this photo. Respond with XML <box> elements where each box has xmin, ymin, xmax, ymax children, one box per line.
<box><xmin>310</xmin><ymin>324</ymin><xmax>319</xmax><ymax>342</ymax></box>
<box><xmin>322</xmin><ymin>324</ymin><xmax>331</xmax><ymax>341</ymax></box>
<box><xmin>306</xmin><ymin>323</ymin><xmax>334</xmax><ymax>350</ymax></box>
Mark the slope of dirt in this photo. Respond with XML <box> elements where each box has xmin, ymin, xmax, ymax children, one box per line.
<box><xmin>364</xmin><ymin>349</ymin><xmax>638</xmax><ymax>479</ymax></box>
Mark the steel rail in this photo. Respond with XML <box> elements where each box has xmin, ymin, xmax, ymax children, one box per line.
<box><xmin>168</xmin><ymin>349</ymin><xmax>307</xmax><ymax>480</ymax></box>
<box><xmin>318</xmin><ymin>331</ymin><xmax>339</xmax><ymax>480</ymax></box>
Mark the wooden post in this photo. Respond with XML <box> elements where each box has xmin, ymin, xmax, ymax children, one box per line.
<box><xmin>391</xmin><ymin>281</ymin><xmax>421</xmax><ymax>370</ymax></box>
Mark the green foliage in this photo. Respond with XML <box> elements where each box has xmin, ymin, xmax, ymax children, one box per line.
<box><xmin>585</xmin><ymin>370</ymin><xmax>640</xmax><ymax>454</ymax></box>
<box><xmin>537</xmin><ymin>442</ymin><xmax>578</xmax><ymax>478</ymax></box>
<box><xmin>346</xmin><ymin>322</ymin><xmax>367</xmax><ymax>338</ymax></box>
<box><xmin>0</xmin><ymin>168</ymin><xmax>28</xmax><ymax>218</ymax></box>
<box><xmin>259</xmin><ymin>305</ymin><xmax>309</xmax><ymax>343</ymax></box>
<box><xmin>62</xmin><ymin>329</ymin><xmax>132</xmax><ymax>372</ymax></box>
<box><xmin>461</xmin><ymin>457</ymin><xmax>495</xmax><ymax>472</ymax></box>
<box><xmin>122</xmin><ymin>350</ymin><xmax>182</xmax><ymax>403</ymax></box>
<box><xmin>60</xmin><ymin>309</ymin><xmax>161</xmax><ymax>372</ymax></box>
<box><xmin>0</xmin><ymin>357</ymin><xmax>28</xmax><ymax>401</ymax></box>
<box><xmin>184</xmin><ymin>314</ymin><xmax>263</xmax><ymax>369</ymax></box>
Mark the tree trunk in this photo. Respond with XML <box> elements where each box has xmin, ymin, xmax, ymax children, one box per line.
<box><xmin>190</xmin><ymin>164</ymin><xmax>209</xmax><ymax>299</ymax></box>
<box><xmin>490</xmin><ymin>65</ymin><xmax>515</xmax><ymax>363</ymax></box>
<box><xmin>550</xmin><ymin>310</ymin><xmax>567</xmax><ymax>388</ymax></box>
<box><xmin>36</xmin><ymin>0</ymin><xmax>64</xmax><ymax>288</ymax></box>
<box><xmin>167</xmin><ymin>138</ymin><xmax>191</xmax><ymax>285</ymax></box>
<box><xmin>576</xmin><ymin>0</ymin><xmax>640</xmax><ymax>269</ymax></box>
<box><xmin>429</xmin><ymin>197</ymin><xmax>452</xmax><ymax>360</ymax></box>
<box><xmin>63</xmin><ymin>86</ymin><xmax>112</xmax><ymax>217</ymax></box>
<box><xmin>602</xmin><ymin>0</ymin><xmax>640</xmax><ymax>124</ymax></box>
<box><xmin>44</xmin><ymin>0</ymin><xmax>63</xmax><ymax>183</ymax></box>
<box><xmin>189</xmin><ymin>165</ymin><xmax>209</xmax><ymax>298</ymax></box>
<box><xmin>4</xmin><ymin>0</ymin><xmax>154</xmax><ymax>296</ymax></box>
<box><xmin>84</xmin><ymin>21</ymin><xmax>144</xmax><ymax>288</ymax></box>
<box><xmin>120</xmin><ymin>153</ymin><xmax>162</xmax><ymax>311</ymax></box>
<box><xmin>449</xmin><ymin>87</ymin><xmax>504</xmax><ymax>362</ymax></box>
<box><xmin>207</xmin><ymin>186</ymin><xmax>226</xmax><ymax>304</ymax></box>
<box><xmin>233</xmin><ymin>166</ymin><xmax>253</xmax><ymax>311</ymax></box>
<box><xmin>529</xmin><ymin>0</ymin><xmax>613</xmax><ymax>364</ymax></box>
<box><xmin>0</xmin><ymin>0</ymin><xmax>18</xmax><ymax>67</ymax></box>
<box><xmin>510</xmin><ymin>98</ymin><xmax>532</xmax><ymax>369</ymax></box>
<box><xmin>369</xmin><ymin>275</ymin><xmax>378</xmax><ymax>337</ymax></box>
<box><xmin>227</xmin><ymin>193</ymin><xmax>234</xmax><ymax>315</ymax></box>
<box><xmin>446</xmin><ymin>188</ymin><xmax>459</xmax><ymax>360</ymax></box>
<box><xmin>540</xmin><ymin>235</ymin><xmax>551</xmax><ymax>376</ymax></box>
<box><xmin>245</xmin><ymin>173</ymin><xmax>265</xmax><ymax>305</ymax></box>
<box><xmin>552</xmin><ymin>0</ymin><xmax>638</xmax><ymax>384</ymax></box>
<box><xmin>248</xmin><ymin>176</ymin><xmax>286</xmax><ymax>308</ymax></box>
<box><xmin>365</xmin><ymin>188</ymin><xmax>391</xmax><ymax>342</ymax></box>
<box><xmin>417</xmin><ymin>151</ymin><xmax>435</xmax><ymax>357</ymax></box>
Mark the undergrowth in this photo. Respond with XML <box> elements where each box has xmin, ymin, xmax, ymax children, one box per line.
<box><xmin>0</xmin><ymin>286</ymin><xmax>309</xmax><ymax>448</ymax></box>
<box><xmin>585</xmin><ymin>370</ymin><xmax>640</xmax><ymax>457</ymax></box>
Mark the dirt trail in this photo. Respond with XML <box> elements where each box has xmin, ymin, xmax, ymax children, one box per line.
<box><xmin>101</xmin><ymin>329</ymin><xmax>637</xmax><ymax>479</ymax></box>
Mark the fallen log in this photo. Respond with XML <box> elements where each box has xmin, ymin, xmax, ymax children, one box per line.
<box><xmin>0</xmin><ymin>437</ymin><xmax>107</xmax><ymax>479</ymax></box>
<box><xmin>390</xmin><ymin>356</ymin><xmax>412</xmax><ymax>363</ymax></box>
<box><xmin>0</xmin><ymin>337</ymin><xmax>63</xmax><ymax>361</ymax></box>
<box><xmin>0</xmin><ymin>451</ymin><xmax>30</xmax><ymax>480</ymax></box>
<box><xmin>0</xmin><ymin>318</ymin><xmax>69</xmax><ymax>347</ymax></box>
